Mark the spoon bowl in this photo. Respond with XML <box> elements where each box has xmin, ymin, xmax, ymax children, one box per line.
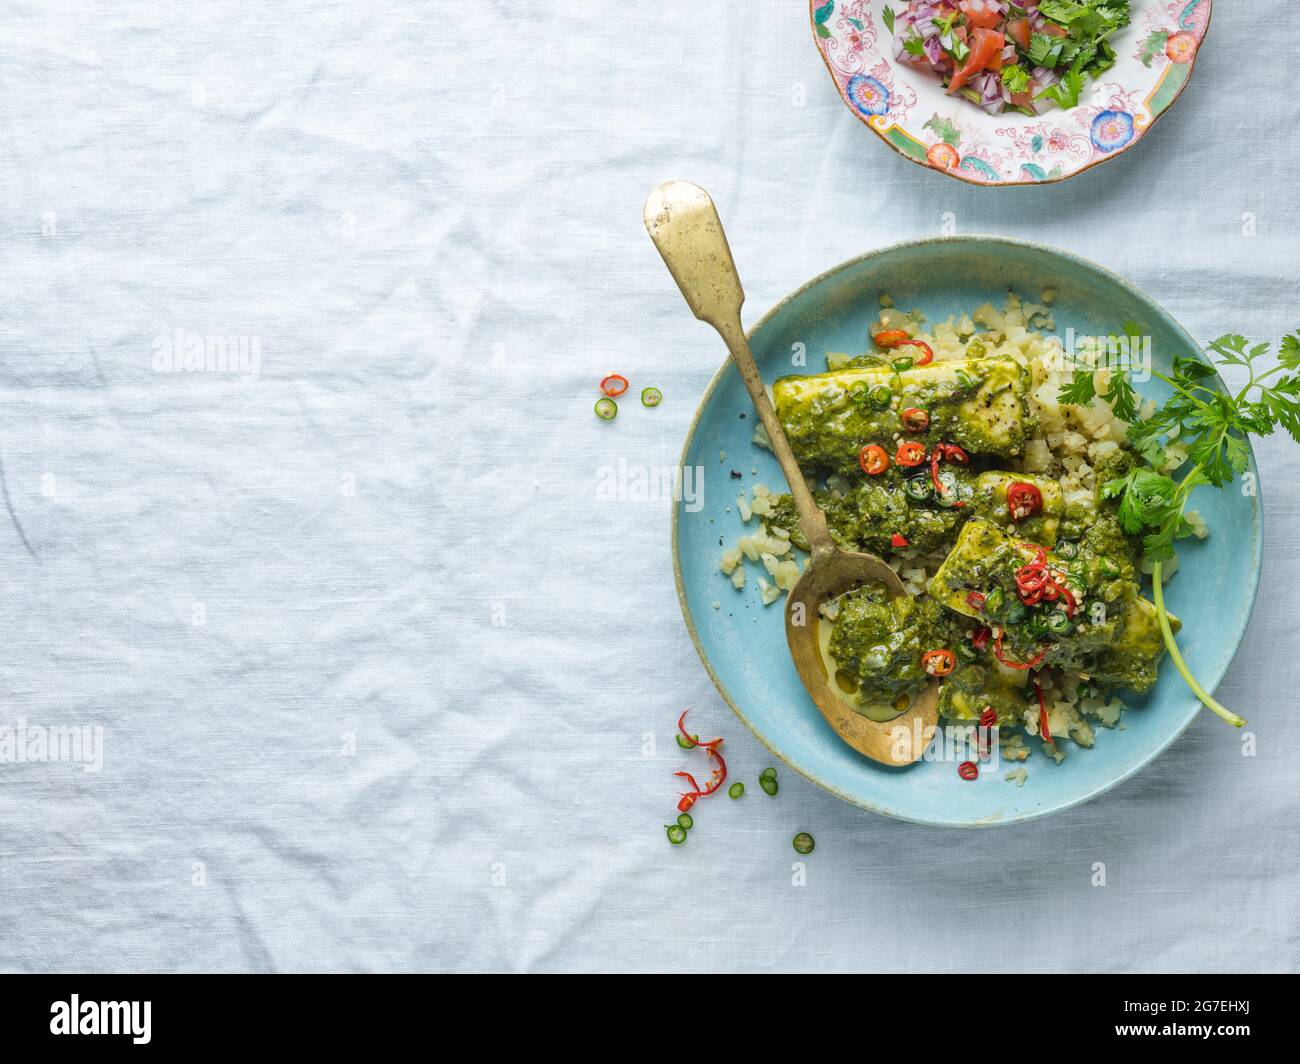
<box><xmin>785</xmin><ymin>550</ymin><xmax>939</xmax><ymax>767</ymax></box>
<box><xmin>644</xmin><ymin>180</ymin><xmax>937</xmax><ymax>766</ymax></box>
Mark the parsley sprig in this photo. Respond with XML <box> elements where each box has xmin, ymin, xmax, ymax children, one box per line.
<box><xmin>1059</xmin><ymin>329</ymin><xmax>1300</xmax><ymax>727</ymax></box>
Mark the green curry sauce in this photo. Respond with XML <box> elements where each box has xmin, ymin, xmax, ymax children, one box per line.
<box><xmin>769</xmin><ymin>345</ymin><xmax>1172</xmax><ymax>735</ymax></box>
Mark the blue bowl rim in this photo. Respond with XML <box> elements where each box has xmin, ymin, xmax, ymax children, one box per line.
<box><xmin>670</xmin><ymin>233</ymin><xmax>1264</xmax><ymax>827</ymax></box>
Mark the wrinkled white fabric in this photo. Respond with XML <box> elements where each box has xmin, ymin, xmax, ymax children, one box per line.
<box><xmin>0</xmin><ymin>1</ymin><xmax>1296</xmax><ymax>973</ymax></box>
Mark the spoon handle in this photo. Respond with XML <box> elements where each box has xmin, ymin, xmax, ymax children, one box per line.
<box><xmin>643</xmin><ymin>181</ymin><xmax>832</xmax><ymax>557</ymax></box>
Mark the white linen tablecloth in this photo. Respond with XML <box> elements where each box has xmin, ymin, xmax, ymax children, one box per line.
<box><xmin>1</xmin><ymin>1</ymin><xmax>1297</xmax><ymax>973</ymax></box>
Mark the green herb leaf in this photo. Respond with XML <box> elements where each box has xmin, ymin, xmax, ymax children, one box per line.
<box><xmin>1027</xmin><ymin>32</ymin><xmax>1066</xmax><ymax>68</ymax></box>
<box><xmin>1036</xmin><ymin>58</ymin><xmax>1087</xmax><ymax>109</ymax></box>
<box><xmin>1057</xmin><ymin>368</ymin><xmax>1097</xmax><ymax>406</ymax></box>
<box><xmin>1101</xmin><ymin>367</ymin><xmax>1139</xmax><ymax>422</ymax></box>
<box><xmin>1000</xmin><ymin>65</ymin><xmax>1030</xmax><ymax>95</ymax></box>
<box><xmin>882</xmin><ymin>5</ymin><xmax>895</xmax><ymax>34</ymax></box>
<box><xmin>1278</xmin><ymin>332</ymin><xmax>1300</xmax><ymax>369</ymax></box>
<box><xmin>1108</xmin><ymin>468</ymin><xmax>1178</xmax><ymax>535</ymax></box>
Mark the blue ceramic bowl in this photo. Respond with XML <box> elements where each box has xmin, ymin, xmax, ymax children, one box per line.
<box><xmin>673</xmin><ymin>237</ymin><xmax>1261</xmax><ymax>826</ymax></box>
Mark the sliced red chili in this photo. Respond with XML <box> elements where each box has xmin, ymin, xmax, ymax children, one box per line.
<box><xmin>896</xmin><ymin>441</ymin><xmax>927</xmax><ymax>467</ymax></box>
<box><xmin>1016</xmin><ymin>568</ymin><xmax>1049</xmax><ymax>594</ymax></box>
<box><xmin>966</xmin><ymin>591</ymin><xmax>986</xmax><ymax>611</ymax></box>
<box><xmin>992</xmin><ymin>632</ymin><xmax>1047</xmax><ymax>671</ymax></box>
<box><xmin>873</xmin><ymin>328</ymin><xmax>910</xmax><ymax>349</ymax></box>
<box><xmin>675</xmin><ymin>746</ymin><xmax>728</xmax><ymax>809</ymax></box>
<box><xmin>1019</xmin><ymin>543</ymin><xmax>1047</xmax><ymax>566</ymax></box>
<box><xmin>673</xmin><ymin>712</ymin><xmax>727</xmax><ymax>810</ymax></box>
<box><xmin>1007</xmin><ymin>481</ymin><xmax>1043</xmax><ymax>522</ymax></box>
<box><xmin>979</xmin><ymin>707</ymin><xmax>998</xmax><ymax>729</ymax></box>
<box><xmin>677</xmin><ymin>710</ymin><xmax>721</xmax><ymax>750</ymax></box>
<box><xmin>921</xmin><ymin>649</ymin><xmax>956</xmax><ymax>677</ymax></box>
<box><xmin>1014</xmin><ymin>552</ymin><xmax>1052</xmax><ymax>604</ymax></box>
<box><xmin>1034</xmin><ymin>679</ymin><xmax>1055</xmax><ymax>746</ymax></box>
<box><xmin>971</xmin><ymin>626</ymin><xmax>991</xmax><ymax>650</ymax></box>
<box><xmin>859</xmin><ymin>444</ymin><xmax>890</xmax><ymax>476</ymax></box>
<box><xmin>891</xmin><ymin>533</ymin><xmax>909</xmax><ymax>548</ymax></box>
<box><xmin>702</xmin><ymin>747</ymin><xmax>727</xmax><ymax>793</ymax></box>
<box><xmin>600</xmin><ymin>374</ymin><xmax>629</xmax><ymax>397</ymax></box>
<box><xmin>896</xmin><ymin>339</ymin><xmax>934</xmax><ymax>366</ymax></box>
<box><xmin>901</xmin><ymin>407</ymin><xmax>930</xmax><ymax>432</ymax></box>
<box><xmin>674</xmin><ymin>771</ymin><xmax>701</xmax><ymax>812</ymax></box>
<box><xmin>1057</xmin><ymin>583</ymin><xmax>1077</xmax><ymax>617</ymax></box>
<box><xmin>1014</xmin><ymin>545</ymin><xmax>1077</xmax><ymax>615</ymax></box>
<box><xmin>958</xmin><ymin>761</ymin><xmax>979</xmax><ymax>781</ymax></box>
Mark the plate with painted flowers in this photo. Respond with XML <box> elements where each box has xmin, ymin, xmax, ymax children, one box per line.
<box><xmin>810</xmin><ymin>1</ymin><xmax>1211</xmax><ymax>186</ymax></box>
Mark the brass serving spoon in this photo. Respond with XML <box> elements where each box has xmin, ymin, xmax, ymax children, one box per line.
<box><xmin>644</xmin><ymin>180</ymin><xmax>937</xmax><ymax>767</ymax></box>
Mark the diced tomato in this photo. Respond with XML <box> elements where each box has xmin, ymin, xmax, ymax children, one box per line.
<box><xmin>1006</xmin><ymin>18</ymin><xmax>1032</xmax><ymax>52</ymax></box>
<box><xmin>1010</xmin><ymin>79</ymin><xmax>1038</xmax><ymax>108</ymax></box>
<box><xmin>959</xmin><ymin>1</ymin><xmax>1002</xmax><ymax>30</ymax></box>
<box><xmin>947</xmin><ymin>29</ymin><xmax>1005</xmax><ymax>94</ymax></box>
<box><xmin>1041</xmin><ymin>22</ymin><xmax>1069</xmax><ymax>38</ymax></box>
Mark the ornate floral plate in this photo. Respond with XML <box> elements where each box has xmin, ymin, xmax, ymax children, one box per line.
<box><xmin>810</xmin><ymin>0</ymin><xmax>1211</xmax><ymax>186</ymax></box>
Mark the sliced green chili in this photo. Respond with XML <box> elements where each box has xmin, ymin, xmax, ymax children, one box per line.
<box><xmin>665</xmin><ymin>824</ymin><xmax>687</xmax><ymax>845</ymax></box>
<box><xmin>903</xmin><ymin>475</ymin><xmax>933</xmax><ymax>501</ymax></box>
<box><xmin>594</xmin><ymin>397</ymin><xmax>618</xmax><ymax>421</ymax></box>
<box><xmin>1046</xmin><ymin>610</ymin><xmax>1073</xmax><ymax>635</ymax></box>
<box><xmin>792</xmin><ymin>832</ymin><xmax>815</xmax><ymax>855</ymax></box>
<box><xmin>641</xmin><ymin>386</ymin><xmax>663</xmax><ymax>408</ymax></box>
<box><xmin>676</xmin><ymin>733</ymin><xmax>697</xmax><ymax>749</ymax></box>
<box><xmin>728</xmin><ymin>782</ymin><xmax>744</xmax><ymax>799</ymax></box>
<box><xmin>676</xmin><ymin>813</ymin><xmax>693</xmax><ymax>830</ymax></box>
<box><xmin>868</xmin><ymin>385</ymin><xmax>892</xmax><ymax>409</ymax></box>
<box><xmin>760</xmin><ymin>767</ymin><xmax>779</xmax><ymax>796</ymax></box>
